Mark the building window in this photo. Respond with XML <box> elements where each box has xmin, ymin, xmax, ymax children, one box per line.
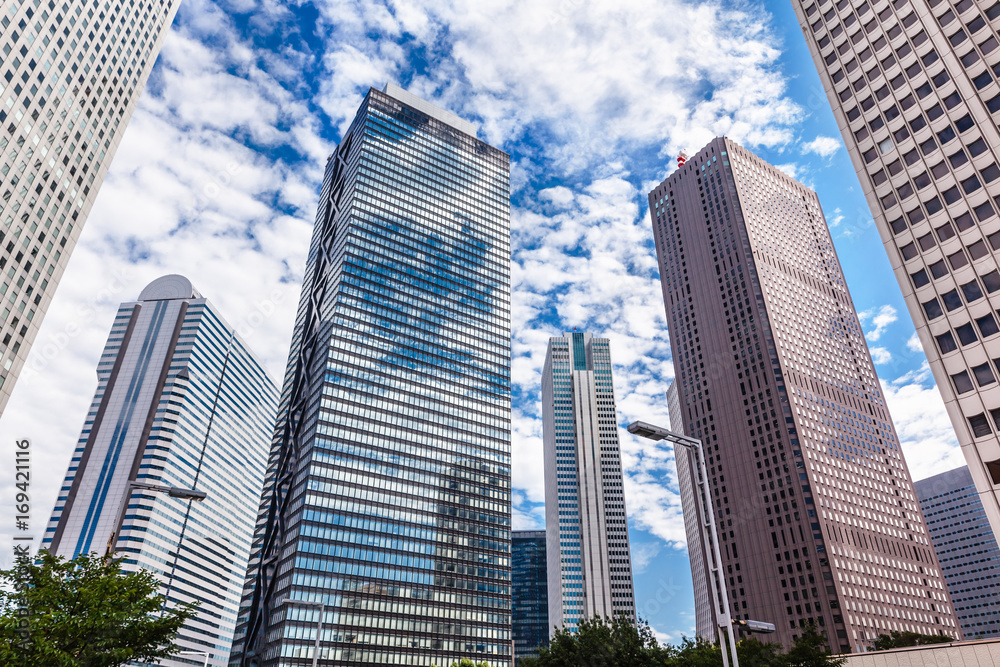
<box><xmin>969</xmin><ymin>413</ymin><xmax>992</xmax><ymax>437</ymax></box>
<box><xmin>952</xmin><ymin>370</ymin><xmax>974</xmax><ymax>394</ymax></box>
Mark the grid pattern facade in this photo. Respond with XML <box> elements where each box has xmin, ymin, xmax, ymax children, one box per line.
<box><xmin>43</xmin><ymin>275</ymin><xmax>278</xmax><ymax>667</ymax></box>
<box><xmin>916</xmin><ymin>466</ymin><xmax>1000</xmax><ymax>638</ymax></box>
<box><xmin>0</xmin><ymin>0</ymin><xmax>180</xmax><ymax>413</ymax></box>
<box><xmin>542</xmin><ymin>332</ymin><xmax>635</xmax><ymax>634</ymax></box>
<box><xmin>230</xmin><ymin>86</ymin><xmax>512</xmax><ymax>667</ymax></box>
<box><xmin>790</xmin><ymin>0</ymin><xmax>1000</xmax><ymax>547</ymax></box>
<box><xmin>512</xmin><ymin>530</ymin><xmax>548</xmax><ymax>665</ymax></box>
<box><xmin>667</xmin><ymin>381</ymin><xmax>716</xmax><ymax>641</ymax></box>
<box><xmin>650</xmin><ymin>138</ymin><xmax>958</xmax><ymax>653</ymax></box>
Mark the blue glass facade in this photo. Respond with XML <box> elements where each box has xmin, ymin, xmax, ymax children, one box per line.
<box><xmin>916</xmin><ymin>466</ymin><xmax>1000</xmax><ymax>639</ymax></box>
<box><xmin>233</xmin><ymin>86</ymin><xmax>512</xmax><ymax>667</ymax></box>
<box><xmin>512</xmin><ymin>531</ymin><xmax>548</xmax><ymax>665</ymax></box>
<box><xmin>44</xmin><ymin>275</ymin><xmax>278</xmax><ymax>667</ymax></box>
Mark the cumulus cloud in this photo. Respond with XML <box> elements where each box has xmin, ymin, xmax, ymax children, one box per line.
<box><xmin>0</xmin><ymin>0</ymin><xmax>804</xmax><ymax>580</ymax></box>
<box><xmin>882</xmin><ymin>363</ymin><xmax>964</xmax><ymax>481</ymax></box>
<box><xmin>859</xmin><ymin>304</ymin><xmax>898</xmax><ymax>342</ymax></box>
<box><xmin>801</xmin><ymin>135</ymin><xmax>842</xmax><ymax>158</ymax></box>
<box><xmin>906</xmin><ymin>332</ymin><xmax>924</xmax><ymax>353</ymax></box>
<box><xmin>869</xmin><ymin>347</ymin><xmax>892</xmax><ymax>364</ymax></box>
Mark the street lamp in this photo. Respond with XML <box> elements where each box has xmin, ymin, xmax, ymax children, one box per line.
<box><xmin>177</xmin><ymin>650</ymin><xmax>210</xmax><ymax>667</ymax></box>
<box><xmin>105</xmin><ymin>480</ymin><xmax>207</xmax><ymax>556</ymax></box>
<box><xmin>283</xmin><ymin>599</ymin><xmax>328</xmax><ymax>667</ymax></box>
<box><xmin>627</xmin><ymin>421</ymin><xmax>749</xmax><ymax>667</ymax></box>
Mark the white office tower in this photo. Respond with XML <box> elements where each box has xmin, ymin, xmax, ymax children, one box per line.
<box><xmin>790</xmin><ymin>0</ymin><xmax>1000</xmax><ymax>539</ymax></box>
<box><xmin>542</xmin><ymin>332</ymin><xmax>635</xmax><ymax>634</ymax></box>
<box><xmin>44</xmin><ymin>275</ymin><xmax>279</xmax><ymax>667</ymax></box>
<box><xmin>0</xmin><ymin>0</ymin><xmax>181</xmax><ymax>413</ymax></box>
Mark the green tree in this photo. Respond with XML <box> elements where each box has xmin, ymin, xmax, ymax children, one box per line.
<box><xmin>522</xmin><ymin>615</ymin><xmax>671</xmax><ymax>667</ymax></box>
<box><xmin>736</xmin><ymin>637</ymin><xmax>786</xmax><ymax>667</ymax></box>
<box><xmin>670</xmin><ymin>636</ymin><xmax>722</xmax><ymax>667</ymax></box>
<box><xmin>870</xmin><ymin>630</ymin><xmax>954</xmax><ymax>651</ymax></box>
<box><xmin>784</xmin><ymin>625</ymin><xmax>845</xmax><ymax>667</ymax></box>
<box><xmin>0</xmin><ymin>549</ymin><xmax>197</xmax><ymax>667</ymax></box>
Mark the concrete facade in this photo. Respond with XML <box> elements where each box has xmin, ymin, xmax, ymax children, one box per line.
<box><xmin>789</xmin><ymin>0</ymin><xmax>1000</xmax><ymax>547</ymax></box>
<box><xmin>668</xmin><ymin>380</ymin><xmax>716</xmax><ymax>642</ymax></box>
<box><xmin>0</xmin><ymin>0</ymin><xmax>181</xmax><ymax>413</ymax></box>
<box><xmin>843</xmin><ymin>638</ymin><xmax>1000</xmax><ymax>667</ymax></box>
<box><xmin>650</xmin><ymin>138</ymin><xmax>959</xmax><ymax>652</ymax></box>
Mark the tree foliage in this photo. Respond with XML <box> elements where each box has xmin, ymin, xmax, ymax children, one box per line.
<box><xmin>870</xmin><ymin>630</ymin><xmax>954</xmax><ymax>651</ymax></box>
<box><xmin>0</xmin><ymin>549</ymin><xmax>197</xmax><ymax>667</ymax></box>
<box><xmin>521</xmin><ymin>616</ymin><xmax>846</xmax><ymax>667</ymax></box>
<box><xmin>783</xmin><ymin>625</ymin><xmax>845</xmax><ymax>667</ymax></box>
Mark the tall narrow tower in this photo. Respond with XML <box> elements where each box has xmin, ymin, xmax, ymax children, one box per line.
<box><xmin>650</xmin><ymin>138</ymin><xmax>959</xmax><ymax>652</ymax></box>
<box><xmin>789</xmin><ymin>0</ymin><xmax>1000</xmax><ymax>543</ymax></box>
<box><xmin>512</xmin><ymin>530</ymin><xmax>549</xmax><ymax>665</ymax></box>
<box><xmin>0</xmin><ymin>0</ymin><xmax>182</xmax><ymax>412</ymax></box>
<box><xmin>230</xmin><ymin>84</ymin><xmax>512</xmax><ymax>667</ymax></box>
<box><xmin>43</xmin><ymin>274</ymin><xmax>278</xmax><ymax>667</ymax></box>
<box><xmin>542</xmin><ymin>332</ymin><xmax>635</xmax><ymax>634</ymax></box>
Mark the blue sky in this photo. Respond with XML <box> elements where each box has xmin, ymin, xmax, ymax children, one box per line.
<box><xmin>0</xmin><ymin>0</ymin><xmax>967</xmax><ymax>644</ymax></box>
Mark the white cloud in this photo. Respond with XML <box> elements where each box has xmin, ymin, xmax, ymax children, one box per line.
<box><xmin>775</xmin><ymin>163</ymin><xmax>800</xmax><ymax>179</ymax></box>
<box><xmin>0</xmin><ymin>0</ymin><xmax>805</xmax><ymax>576</ymax></box>
<box><xmin>859</xmin><ymin>304</ymin><xmax>898</xmax><ymax>342</ymax></box>
<box><xmin>882</xmin><ymin>363</ymin><xmax>965</xmax><ymax>481</ymax></box>
<box><xmin>631</xmin><ymin>541</ymin><xmax>663</xmax><ymax>574</ymax></box>
<box><xmin>801</xmin><ymin>135</ymin><xmax>842</xmax><ymax>159</ymax></box>
<box><xmin>828</xmin><ymin>207</ymin><xmax>845</xmax><ymax>228</ymax></box>
<box><xmin>906</xmin><ymin>332</ymin><xmax>924</xmax><ymax>353</ymax></box>
<box><xmin>869</xmin><ymin>347</ymin><xmax>892</xmax><ymax>364</ymax></box>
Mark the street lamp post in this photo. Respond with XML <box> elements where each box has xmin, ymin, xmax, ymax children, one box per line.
<box><xmin>105</xmin><ymin>480</ymin><xmax>207</xmax><ymax>556</ymax></box>
<box><xmin>627</xmin><ymin>421</ymin><xmax>743</xmax><ymax>667</ymax></box>
<box><xmin>177</xmin><ymin>650</ymin><xmax>210</xmax><ymax>667</ymax></box>
<box><xmin>283</xmin><ymin>599</ymin><xmax>328</xmax><ymax>667</ymax></box>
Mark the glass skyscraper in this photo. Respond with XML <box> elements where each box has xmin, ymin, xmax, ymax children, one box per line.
<box><xmin>916</xmin><ymin>466</ymin><xmax>1000</xmax><ymax>639</ymax></box>
<box><xmin>542</xmin><ymin>332</ymin><xmax>635</xmax><ymax>634</ymax></box>
<box><xmin>512</xmin><ymin>530</ymin><xmax>548</xmax><ymax>665</ymax></box>
<box><xmin>231</xmin><ymin>84</ymin><xmax>512</xmax><ymax>667</ymax></box>
<box><xmin>0</xmin><ymin>0</ymin><xmax>181</xmax><ymax>413</ymax></box>
<box><xmin>44</xmin><ymin>274</ymin><xmax>279</xmax><ymax>667</ymax></box>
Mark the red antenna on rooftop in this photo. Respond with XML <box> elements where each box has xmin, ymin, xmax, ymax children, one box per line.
<box><xmin>677</xmin><ymin>151</ymin><xmax>689</xmax><ymax>167</ymax></box>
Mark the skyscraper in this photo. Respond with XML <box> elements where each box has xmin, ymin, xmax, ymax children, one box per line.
<box><xmin>789</xmin><ymin>0</ymin><xmax>1000</xmax><ymax>544</ymax></box>
<box><xmin>43</xmin><ymin>274</ymin><xmax>278</xmax><ymax>667</ymax></box>
<box><xmin>650</xmin><ymin>138</ymin><xmax>959</xmax><ymax>652</ymax></box>
<box><xmin>916</xmin><ymin>466</ymin><xmax>1000</xmax><ymax>639</ymax></box>
<box><xmin>230</xmin><ymin>84</ymin><xmax>512</xmax><ymax>667</ymax></box>
<box><xmin>667</xmin><ymin>381</ymin><xmax>715</xmax><ymax>641</ymax></box>
<box><xmin>512</xmin><ymin>530</ymin><xmax>549</xmax><ymax>665</ymax></box>
<box><xmin>542</xmin><ymin>332</ymin><xmax>635</xmax><ymax>634</ymax></box>
<box><xmin>0</xmin><ymin>0</ymin><xmax>181</xmax><ymax>413</ymax></box>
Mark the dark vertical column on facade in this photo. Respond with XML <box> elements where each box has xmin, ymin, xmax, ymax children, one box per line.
<box><xmin>512</xmin><ymin>531</ymin><xmax>549</xmax><ymax>664</ymax></box>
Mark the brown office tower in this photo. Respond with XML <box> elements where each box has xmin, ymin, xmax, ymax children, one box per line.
<box><xmin>789</xmin><ymin>0</ymin><xmax>1000</xmax><ymax>549</ymax></box>
<box><xmin>649</xmin><ymin>138</ymin><xmax>960</xmax><ymax>653</ymax></box>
